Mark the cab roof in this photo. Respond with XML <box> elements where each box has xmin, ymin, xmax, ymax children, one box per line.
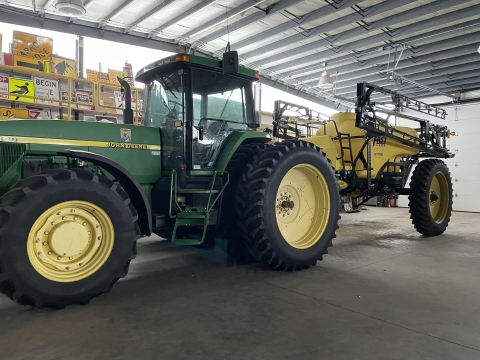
<box><xmin>135</xmin><ymin>53</ymin><xmax>259</xmax><ymax>83</ymax></box>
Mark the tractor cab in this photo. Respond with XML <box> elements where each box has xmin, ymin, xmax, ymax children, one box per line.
<box><xmin>136</xmin><ymin>54</ymin><xmax>260</xmax><ymax>171</ymax></box>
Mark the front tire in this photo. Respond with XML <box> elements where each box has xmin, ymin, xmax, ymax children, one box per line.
<box><xmin>0</xmin><ymin>169</ymin><xmax>139</xmax><ymax>309</ymax></box>
<box><xmin>235</xmin><ymin>140</ymin><xmax>340</xmax><ymax>270</ymax></box>
<box><xmin>409</xmin><ymin>159</ymin><xmax>453</xmax><ymax>236</ymax></box>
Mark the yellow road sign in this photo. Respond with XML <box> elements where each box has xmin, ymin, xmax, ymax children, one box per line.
<box><xmin>14</xmin><ymin>55</ymin><xmax>50</xmax><ymax>73</ymax></box>
<box><xmin>13</xmin><ymin>31</ymin><xmax>53</xmax><ymax>60</ymax></box>
<box><xmin>0</xmin><ymin>107</ymin><xmax>30</xmax><ymax>120</ymax></box>
<box><xmin>86</xmin><ymin>69</ymin><xmax>99</xmax><ymax>83</ymax></box>
<box><xmin>9</xmin><ymin>78</ymin><xmax>35</xmax><ymax>103</ymax></box>
<box><xmin>51</xmin><ymin>55</ymin><xmax>76</xmax><ymax>77</ymax></box>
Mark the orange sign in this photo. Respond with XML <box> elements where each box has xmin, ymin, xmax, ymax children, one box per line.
<box><xmin>86</xmin><ymin>69</ymin><xmax>99</xmax><ymax>83</ymax></box>
<box><xmin>13</xmin><ymin>31</ymin><xmax>53</xmax><ymax>60</ymax></box>
<box><xmin>0</xmin><ymin>107</ymin><xmax>29</xmax><ymax>120</ymax></box>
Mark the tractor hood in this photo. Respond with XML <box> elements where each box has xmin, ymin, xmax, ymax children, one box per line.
<box><xmin>0</xmin><ymin>120</ymin><xmax>160</xmax><ymax>154</ymax></box>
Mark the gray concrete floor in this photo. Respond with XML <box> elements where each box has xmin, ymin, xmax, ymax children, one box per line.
<box><xmin>1</xmin><ymin>207</ymin><xmax>480</xmax><ymax>360</ymax></box>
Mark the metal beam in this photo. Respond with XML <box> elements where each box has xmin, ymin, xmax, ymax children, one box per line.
<box><xmin>125</xmin><ymin>0</ymin><xmax>177</xmax><ymax>33</ymax></box>
<box><xmin>233</xmin><ymin>0</ymin><xmax>361</xmax><ymax>50</ymax></box>
<box><xmin>400</xmin><ymin>82</ymin><xmax>480</xmax><ymax>99</ymax></box>
<box><xmin>259</xmin><ymin>75</ymin><xmax>350</xmax><ymax>111</ymax></box>
<box><xmin>339</xmin><ymin>67</ymin><xmax>480</xmax><ymax>98</ymax></box>
<box><xmin>265</xmin><ymin>1</ymin><xmax>480</xmax><ymax>72</ymax></box>
<box><xmin>199</xmin><ymin>0</ymin><xmax>305</xmax><ymax>44</ymax></box>
<box><xmin>182</xmin><ymin>0</ymin><xmax>268</xmax><ymax>39</ymax></box>
<box><xmin>0</xmin><ymin>6</ymin><xmax>181</xmax><ymax>54</ymax></box>
<box><xmin>303</xmin><ymin>44</ymin><xmax>480</xmax><ymax>87</ymax></box>
<box><xmin>150</xmin><ymin>0</ymin><xmax>216</xmax><ymax>36</ymax></box>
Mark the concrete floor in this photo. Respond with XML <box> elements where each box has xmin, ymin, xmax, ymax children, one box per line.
<box><xmin>1</xmin><ymin>207</ymin><xmax>480</xmax><ymax>360</ymax></box>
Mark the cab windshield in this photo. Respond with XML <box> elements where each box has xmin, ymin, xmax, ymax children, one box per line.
<box><xmin>143</xmin><ymin>71</ymin><xmax>183</xmax><ymax>128</ymax></box>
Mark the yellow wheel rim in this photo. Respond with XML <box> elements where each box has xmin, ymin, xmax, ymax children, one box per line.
<box><xmin>27</xmin><ymin>201</ymin><xmax>114</xmax><ymax>283</ymax></box>
<box><xmin>429</xmin><ymin>171</ymin><xmax>449</xmax><ymax>224</ymax></box>
<box><xmin>275</xmin><ymin>164</ymin><xmax>330</xmax><ymax>249</ymax></box>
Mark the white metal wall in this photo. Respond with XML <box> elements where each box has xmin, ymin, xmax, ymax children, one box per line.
<box><xmin>397</xmin><ymin>100</ymin><xmax>480</xmax><ymax>212</ymax></box>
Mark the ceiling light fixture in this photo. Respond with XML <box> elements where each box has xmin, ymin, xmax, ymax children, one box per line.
<box><xmin>318</xmin><ymin>62</ymin><xmax>334</xmax><ymax>90</ymax></box>
<box><xmin>55</xmin><ymin>0</ymin><xmax>86</xmax><ymax>17</ymax></box>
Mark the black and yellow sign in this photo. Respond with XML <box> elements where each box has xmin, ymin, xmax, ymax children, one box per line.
<box><xmin>14</xmin><ymin>55</ymin><xmax>50</xmax><ymax>73</ymax></box>
<box><xmin>9</xmin><ymin>78</ymin><xmax>35</xmax><ymax>103</ymax></box>
<box><xmin>51</xmin><ymin>55</ymin><xmax>76</xmax><ymax>77</ymax></box>
<box><xmin>108</xmin><ymin>69</ymin><xmax>126</xmax><ymax>86</ymax></box>
<box><xmin>13</xmin><ymin>31</ymin><xmax>53</xmax><ymax>60</ymax></box>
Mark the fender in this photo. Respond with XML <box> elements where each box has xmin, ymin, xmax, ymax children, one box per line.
<box><xmin>58</xmin><ymin>149</ymin><xmax>152</xmax><ymax>236</ymax></box>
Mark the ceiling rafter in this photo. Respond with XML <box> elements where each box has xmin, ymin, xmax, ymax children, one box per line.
<box><xmin>258</xmin><ymin>0</ymin><xmax>471</xmax><ymax>72</ymax></box>
<box><xmin>199</xmin><ymin>0</ymin><xmax>305</xmax><ymax>43</ymax></box>
<box><xmin>232</xmin><ymin>0</ymin><xmax>361</xmax><ymax>50</ymax></box>
<box><xmin>125</xmin><ymin>0</ymin><xmax>177</xmax><ymax>33</ymax></box>
<box><xmin>150</xmin><ymin>0</ymin><xmax>216</xmax><ymax>37</ymax></box>
<box><xmin>181</xmin><ymin>0</ymin><xmax>268</xmax><ymax>40</ymax></box>
<box><xmin>99</xmin><ymin>0</ymin><xmax>136</xmax><ymax>28</ymax></box>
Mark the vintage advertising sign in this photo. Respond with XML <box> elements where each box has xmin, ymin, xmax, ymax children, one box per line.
<box><xmin>51</xmin><ymin>55</ymin><xmax>76</xmax><ymax>77</ymax></box>
<box><xmin>99</xmin><ymin>72</ymin><xmax>109</xmax><ymax>83</ymax></box>
<box><xmin>86</xmin><ymin>69</ymin><xmax>99</xmax><ymax>83</ymax></box>
<box><xmin>13</xmin><ymin>31</ymin><xmax>53</xmax><ymax>60</ymax></box>
<box><xmin>108</xmin><ymin>69</ymin><xmax>126</xmax><ymax>86</ymax></box>
<box><xmin>33</xmin><ymin>77</ymin><xmax>60</xmax><ymax>105</ymax></box>
<box><xmin>14</xmin><ymin>55</ymin><xmax>50</xmax><ymax>72</ymax></box>
<box><xmin>0</xmin><ymin>107</ymin><xmax>30</xmax><ymax>120</ymax></box>
<box><xmin>9</xmin><ymin>78</ymin><xmax>35</xmax><ymax>103</ymax></box>
<box><xmin>0</xmin><ymin>76</ymin><xmax>8</xmax><ymax>100</ymax></box>
<box><xmin>123</xmin><ymin>62</ymin><xmax>134</xmax><ymax>87</ymax></box>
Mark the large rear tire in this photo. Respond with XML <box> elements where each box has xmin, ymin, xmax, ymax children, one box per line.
<box><xmin>0</xmin><ymin>169</ymin><xmax>139</xmax><ymax>309</ymax></box>
<box><xmin>235</xmin><ymin>140</ymin><xmax>339</xmax><ymax>270</ymax></box>
<box><xmin>409</xmin><ymin>159</ymin><xmax>453</xmax><ymax>236</ymax></box>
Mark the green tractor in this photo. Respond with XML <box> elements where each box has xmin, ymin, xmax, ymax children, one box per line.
<box><xmin>0</xmin><ymin>53</ymin><xmax>340</xmax><ymax>309</ymax></box>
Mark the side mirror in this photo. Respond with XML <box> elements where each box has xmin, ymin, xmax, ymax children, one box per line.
<box><xmin>248</xmin><ymin>112</ymin><xmax>261</xmax><ymax>129</ymax></box>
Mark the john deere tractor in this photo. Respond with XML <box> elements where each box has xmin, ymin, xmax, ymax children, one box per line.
<box><xmin>273</xmin><ymin>82</ymin><xmax>454</xmax><ymax>237</ymax></box>
<box><xmin>0</xmin><ymin>53</ymin><xmax>340</xmax><ymax>309</ymax></box>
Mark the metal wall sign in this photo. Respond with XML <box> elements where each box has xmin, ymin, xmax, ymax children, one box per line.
<box><xmin>33</xmin><ymin>76</ymin><xmax>59</xmax><ymax>105</ymax></box>
<box><xmin>12</xmin><ymin>31</ymin><xmax>53</xmax><ymax>60</ymax></box>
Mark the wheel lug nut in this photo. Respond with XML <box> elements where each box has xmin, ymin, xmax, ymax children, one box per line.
<box><xmin>56</xmin><ymin>212</ymin><xmax>61</xmax><ymax>215</ymax></box>
<box><xmin>82</xmin><ymin>222</ymin><xmax>87</xmax><ymax>226</ymax></box>
<box><xmin>44</xmin><ymin>231</ymin><xmax>49</xmax><ymax>235</ymax></box>
<box><xmin>73</xmin><ymin>217</ymin><xmax>78</xmax><ymax>221</ymax></box>
<box><xmin>51</xmin><ymin>221</ymin><xmax>56</xmax><ymax>225</ymax></box>
<box><xmin>62</xmin><ymin>216</ymin><xmax>67</xmax><ymax>220</ymax></box>
<box><xmin>35</xmin><ymin>238</ymin><xmax>40</xmax><ymax>243</ymax></box>
<box><xmin>65</xmin><ymin>266</ymin><xmax>70</xmax><ymax>270</ymax></box>
<box><xmin>95</xmin><ymin>225</ymin><xmax>99</xmax><ymax>228</ymax></box>
<box><xmin>57</xmin><ymin>256</ymin><xmax>62</xmax><ymax>260</ymax></box>
<box><xmin>97</xmin><ymin>236</ymin><xmax>101</xmax><ymax>240</ymax></box>
<box><xmin>70</xmin><ymin>209</ymin><xmax>75</xmax><ymax>213</ymax></box>
<box><xmin>79</xmin><ymin>263</ymin><xmax>83</xmax><ymax>266</ymax></box>
<box><xmin>42</xmin><ymin>242</ymin><xmax>47</xmax><ymax>246</ymax></box>
<box><xmin>37</xmin><ymin>252</ymin><xmax>42</xmax><ymax>256</ymax></box>
<box><xmin>69</xmin><ymin>256</ymin><xmax>73</xmax><ymax>260</ymax></box>
<box><xmin>48</xmin><ymin>251</ymin><xmax>52</xmax><ymax>255</ymax></box>
<box><xmin>87</xmin><ymin>231</ymin><xmax>91</xmax><ymax>234</ymax></box>
<box><xmin>79</xmin><ymin>251</ymin><xmax>83</xmax><ymax>254</ymax></box>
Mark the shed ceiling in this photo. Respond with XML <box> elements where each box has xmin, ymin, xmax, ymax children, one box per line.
<box><xmin>1</xmin><ymin>0</ymin><xmax>479</xmax><ymax>109</ymax></box>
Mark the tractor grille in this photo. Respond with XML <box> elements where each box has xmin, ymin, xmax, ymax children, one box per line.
<box><xmin>0</xmin><ymin>143</ymin><xmax>26</xmax><ymax>180</ymax></box>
